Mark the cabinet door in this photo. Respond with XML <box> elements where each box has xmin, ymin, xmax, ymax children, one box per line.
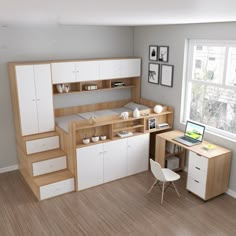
<box><xmin>99</xmin><ymin>60</ymin><xmax>121</xmax><ymax>80</ymax></box>
<box><xmin>16</xmin><ymin>65</ymin><xmax>38</xmax><ymax>136</ymax></box>
<box><xmin>34</xmin><ymin>64</ymin><xmax>55</xmax><ymax>133</ymax></box>
<box><xmin>76</xmin><ymin>144</ymin><xmax>104</xmax><ymax>190</ymax></box>
<box><xmin>127</xmin><ymin>134</ymin><xmax>150</xmax><ymax>175</ymax></box>
<box><xmin>103</xmin><ymin>139</ymin><xmax>127</xmax><ymax>183</ymax></box>
<box><xmin>51</xmin><ymin>62</ymin><xmax>76</xmax><ymax>84</ymax></box>
<box><xmin>76</xmin><ymin>61</ymin><xmax>99</xmax><ymax>82</ymax></box>
<box><xmin>120</xmin><ymin>59</ymin><xmax>141</xmax><ymax>78</ymax></box>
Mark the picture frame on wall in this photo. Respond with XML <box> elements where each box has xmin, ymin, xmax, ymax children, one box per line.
<box><xmin>148</xmin><ymin>117</ymin><xmax>156</xmax><ymax>130</ymax></box>
<box><xmin>148</xmin><ymin>63</ymin><xmax>160</xmax><ymax>84</ymax></box>
<box><xmin>149</xmin><ymin>45</ymin><xmax>158</xmax><ymax>61</ymax></box>
<box><xmin>158</xmin><ymin>46</ymin><xmax>169</xmax><ymax>62</ymax></box>
<box><xmin>160</xmin><ymin>64</ymin><xmax>174</xmax><ymax>87</ymax></box>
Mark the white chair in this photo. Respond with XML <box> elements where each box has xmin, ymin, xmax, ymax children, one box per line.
<box><xmin>148</xmin><ymin>159</ymin><xmax>180</xmax><ymax>204</ymax></box>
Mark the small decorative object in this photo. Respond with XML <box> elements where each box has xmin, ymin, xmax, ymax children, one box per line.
<box><xmin>133</xmin><ymin>108</ymin><xmax>140</xmax><ymax>118</ymax></box>
<box><xmin>148</xmin><ymin>63</ymin><xmax>160</xmax><ymax>84</ymax></box>
<box><xmin>91</xmin><ymin>136</ymin><xmax>99</xmax><ymax>142</ymax></box>
<box><xmin>158</xmin><ymin>46</ymin><xmax>169</xmax><ymax>62</ymax></box>
<box><xmin>89</xmin><ymin>116</ymin><xmax>97</xmax><ymax>125</ymax></box>
<box><xmin>64</xmin><ymin>84</ymin><xmax>70</xmax><ymax>93</ymax></box>
<box><xmin>82</xmin><ymin>138</ymin><xmax>90</xmax><ymax>145</ymax></box>
<box><xmin>56</xmin><ymin>84</ymin><xmax>64</xmax><ymax>93</ymax></box>
<box><xmin>117</xmin><ymin>131</ymin><xmax>133</xmax><ymax>138</ymax></box>
<box><xmin>149</xmin><ymin>45</ymin><xmax>158</xmax><ymax>61</ymax></box>
<box><xmin>154</xmin><ymin>105</ymin><xmax>163</xmax><ymax>114</ymax></box>
<box><xmin>100</xmin><ymin>135</ymin><xmax>107</xmax><ymax>141</ymax></box>
<box><xmin>148</xmin><ymin>117</ymin><xmax>156</xmax><ymax>130</ymax></box>
<box><xmin>160</xmin><ymin>64</ymin><xmax>174</xmax><ymax>87</ymax></box>
<box><xmin>84</xmin><ymin>84</ymin><xmax>98</xmax><ymax>91</ymax></box>
<box><xmin>120</xmin><ymin>112</ymin><xmax>129</xmax><ymax>120</ymax></box>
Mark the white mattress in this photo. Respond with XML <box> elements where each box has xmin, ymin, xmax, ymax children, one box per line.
<box><xmin>123</xmin><ymin>102</ymin><xmax>150</xmax><ymax>111</ymax></box>
<box><xmin>78</xmin><ymin>109</ymin><xmax>118</xmax><ymax>119</ymax></box>
<box><xmin>112</xmin><ymin>107</ymin><xmax>133</xmax><ymax>114</ymax></box>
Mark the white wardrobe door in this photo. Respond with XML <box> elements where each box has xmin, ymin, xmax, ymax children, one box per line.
<box><xmin>34</xmin><ymin>64</ymin><xmax>55</xmax><ymax>133</ymax></box>
<box><xmin>127</xmin><ymin>134</ymin><xmax>150</xmax><ymax>175</ymax></box>
<box><xmin>103</xmin><ymin>139</ymin><xmax>127</xmax><ymax>183</ymax></box>
<box><xmin>16</xmin><ymin>65</ymin><xmax>38</xmax><ymax>136</ymax></box>
<box><xmin>99</xmin><ymin>60</ymin><xmax>121</xmax><ymax>80</ymax></box>
<box><xmin>76</xmin><ymin>61</ymin><xmax>99</xmax><ymax>82</ymax></box>
<box><xmin>51</xmin><ymin>62</ymin><xmax>76</xmax><ymax>84</ymax></box>
<box><xmin>76</xmin><ymin>144</ymin><xmax>104</xmax><ymax>190</ymax></box>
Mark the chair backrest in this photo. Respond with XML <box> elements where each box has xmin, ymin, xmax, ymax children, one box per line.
<box><xmin>150</xmin><ymin>159</ymin><xmax>166</xmax><ymax>182</ymax></box>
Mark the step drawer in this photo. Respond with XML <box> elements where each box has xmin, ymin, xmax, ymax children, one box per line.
<box><xmin>26</xmin><ymin>136</ymin><xmax>59</xmax><ymax>154</ymax></box>
<box><xmin>187</xmin><ymin>176</ymin><xmax>206</xmax><ymax>199</ymax></box>
<box><xmin>188</xmin><ymin>164</ymin><xmax>207</xmax><ymax>185</ymax></box>
<box><xmin>40</xmin><ymin>178</ymin><xmax>75</xmax><ymax>200</ymax></box>
<box><xmin>32</xmin><ymin>156</ymin><xmax>67</xmax><ymax>176</ymax></box>
<box><xmin>189</xmin><ymin>151</ymin><xmax>208</xmax><ymax>172</ymax></box>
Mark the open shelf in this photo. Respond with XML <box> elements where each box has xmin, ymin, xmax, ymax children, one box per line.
<box><xmin>112</xmin><ymin>124</ymin><xmax>144</xmax><ymax>133</ymax></box>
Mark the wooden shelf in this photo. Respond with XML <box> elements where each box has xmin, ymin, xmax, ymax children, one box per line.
<box><xmin>145</xmin><ymin>126</ymin><xmax>172</xmax><ymax>133</ymax></box>
<box><xmin>165</xmin><ymin>151</ymin><xmax>185</xmax><ymax>158</ymax></box>
<box><xmin>112</xmin><ymin>125</ymin><xmax>144</xmax><ymax>133</ymax></box>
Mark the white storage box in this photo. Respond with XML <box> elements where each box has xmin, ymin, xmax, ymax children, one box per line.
<box><xmin>165</xmin><ymin>156</ymin><xmax>179</xmax><ymax>170</ymax></box>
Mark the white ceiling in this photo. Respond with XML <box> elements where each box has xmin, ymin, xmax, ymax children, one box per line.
<box><xmin>1</xmin><ymin>0</ymin><xmax>236</xmax><ymax>26</ymax></box>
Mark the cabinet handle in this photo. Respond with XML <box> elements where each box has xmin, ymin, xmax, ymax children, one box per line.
<box><xmin>32</xmin><ymin>99</ymin><xmax>36</xmax><ymax>101</ymax></box>
<box><xmin>194</xmin><ymin>180</ymin><xmax>199</xmax><ymax>183</ymax></box>
<box><xmin>195</xmin><ymin>167</ymin><xmax>200</xmax><ymax>170</ymax></box>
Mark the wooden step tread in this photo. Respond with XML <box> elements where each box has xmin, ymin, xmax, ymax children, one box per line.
<box><xmin>27</xmin><ymin>149</ymin><xmax>66</xmax><ymax>163</ymax></box>
<box><xmin>23</xmin><ymin>131</ymin><xmax>58</xmax><ymax>142</ymax></box>
<box><xmin>34</xmin><ymin>170</ymin><xmax>74</xmax><ymax>187</ymax></box>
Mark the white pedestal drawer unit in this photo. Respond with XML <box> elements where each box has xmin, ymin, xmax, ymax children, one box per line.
<box><xmin>15</xmin><ymin>64</ymin><xmax>55</xmax><ymax>136</ymax></box>
<box><xmin>76</xmin><ymin>133</ymin><xmax>149</xmax><ymax>191</ymax></box>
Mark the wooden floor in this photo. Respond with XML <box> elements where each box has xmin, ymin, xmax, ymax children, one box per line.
<box><xmin>0</xmin><ymin>170</ymin><xmax>236</xmax><ymax>236</ymax></box>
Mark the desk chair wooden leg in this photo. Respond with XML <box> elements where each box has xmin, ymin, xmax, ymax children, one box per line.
<box><xmin>161</xmin><ymin>182</ymin><xmax>165</xmax><ymax>204</ymax></box>
<box><xmin>148</xmin><ymin>179</ymin><xmax>158</xmax><ymax>193</ymax></box>
<box><xmin>172</xmin><ymin>182</ymin><xmax>180</xmax><ymax>197</ymax></box>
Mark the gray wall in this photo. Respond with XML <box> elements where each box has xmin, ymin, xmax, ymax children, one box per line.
<box><xmin>134</xmin><ymin>22</ymin><xmax>236</xmax><ymax>192</ymax></box>
<box><xmin>0</xmin><ymin>25</ymin><xmax>134</xmax><ymax>168</ymax></box>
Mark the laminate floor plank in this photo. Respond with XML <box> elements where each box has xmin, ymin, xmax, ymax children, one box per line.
<box><xmin>0</xmin><ymin>170</ymin><xmax>235</xmax><ymax>236</ymax></box>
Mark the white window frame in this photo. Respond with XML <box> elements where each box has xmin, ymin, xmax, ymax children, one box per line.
<box><xmin>181</xmin><ymin>39</ymin><xmax>236</xmax><ymax>140</ymax></box>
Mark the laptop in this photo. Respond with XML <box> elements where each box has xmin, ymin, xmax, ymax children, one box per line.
<box><xmin>174</xmin><ymin>121</ymin><xmax>205</xmax><ymax>146</ymax></box>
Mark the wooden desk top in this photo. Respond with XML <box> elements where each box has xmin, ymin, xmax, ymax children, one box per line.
<box><xmin>157</xmin><ymin>130</ymin><xmax>231</xmax><ymax>158</ymax></box>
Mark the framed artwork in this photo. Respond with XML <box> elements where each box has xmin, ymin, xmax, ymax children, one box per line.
<box><xmin>149</xmin><ymin>45</ymin><xmax>158</xmax><ymax>61</ymax></box>
<box><xmin>148</xmin><ymin>63</ymin><xmax>160</xmax><ymax>84</ymax></box>
<box><xmin>148</xmin><ymin>117</ymin><xmax>156</xmax><ymax>130</ymax></box>
<box><xmin>158</xmin><ymin>46</ymin><xmax>169</xmax><ymax>62</ymax></box>
<box><xmin>160</xmin><ymin>64</ymin><xmax>174</xmax><ymax>87</ymax></box>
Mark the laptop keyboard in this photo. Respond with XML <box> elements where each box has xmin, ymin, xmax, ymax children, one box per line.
<box><xmin>181</xmin><ymin>136</ymin><xmax>199</xmax><ymax>143</ymax></box>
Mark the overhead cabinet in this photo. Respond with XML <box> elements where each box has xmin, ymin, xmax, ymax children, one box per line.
<box><xmin>15</xmin><ymin>64</ymin><xmax>54</xmax><ymax>136</ymax></box>
<box><xmin>51</xmin><ymin>58</ymin><xmax>141</xmax><ymax>84</ymax></box>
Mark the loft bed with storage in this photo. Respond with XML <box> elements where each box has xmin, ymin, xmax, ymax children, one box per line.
<box><xmin>8</xmin><ymin>57</ymin><xmax>174</xmax><ymax>200</ymax></box>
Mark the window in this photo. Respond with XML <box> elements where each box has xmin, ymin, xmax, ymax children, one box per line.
<box><xmin>183</xmin><ymin>40</ymin><xmax>236</xmax><ymax>139</ymax></box>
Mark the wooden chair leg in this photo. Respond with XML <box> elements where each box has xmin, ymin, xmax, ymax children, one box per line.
<box><xmin>172</xmin><ymin>182</ymin><xmax>180</xmax><ymax>197</ymax></box>
<box><xmin>161</xmin><ymin>182</ymin><xmax>165</xmax><ymax>204</ymax></box>
<box><xmin>148</xmin><ymin>179</ymin><xmax>158</xmax><ymax>193</ymax></box>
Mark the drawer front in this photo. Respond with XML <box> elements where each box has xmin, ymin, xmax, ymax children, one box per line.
<box><xmin>32</xmin><ymin>156</ymin><xmax>67</xmax><ymax>176</ymax></box>
<box><xmin>40</xmin><ymin>178</ymin><xmax>75</xmax><ymax>200</ymax></box>
<box><xmin>26</xmin><ymin>136</ymin><xmax>59</xmax><ymax>154</ymax></box>
<box><xmin>189</xmin><ymin>151</ymin><xmax>208</xmax><ymax>172</ymax></box>
<box><xmin>187</xmin><ymin>176</ymin><xmax>206</xmax><ymax>199</ymax></box>
<box><xmin>188</xmin><ymin>164</ymin><xmax>207</xmax><ymax>185</ymax></box>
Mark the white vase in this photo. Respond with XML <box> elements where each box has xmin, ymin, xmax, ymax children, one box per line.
<box><xmin>154</xmin><ymin>105</ymin><xmax>163</xmax><ymax>114</ymax></box>
<box><xmin>133</xmin><ymin>108</ymin><xmax>140</xmax><ymax>118</ymax></box>
<box><xmin>56</xmin><ymin>84</ymin><xmax>64</xmax><ymax>93</ymax></box>
<box><xmin>64</xmin><ymin>84</ymin><xmax>70</xmax><ymax>93</ymax></box>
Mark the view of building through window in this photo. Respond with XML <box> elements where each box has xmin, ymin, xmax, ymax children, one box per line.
<box><xmin>184</xmin><ymin>41</ymin><xmax>236</xmax><ymax>138</ymax></box>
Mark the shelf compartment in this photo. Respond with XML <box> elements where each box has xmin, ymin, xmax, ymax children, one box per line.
<box><xmin>112</xmin><ymin>125</ymin><xmax>144</xmax><ymax>133</ymax></box>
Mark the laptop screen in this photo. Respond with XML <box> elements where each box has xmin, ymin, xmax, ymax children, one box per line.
<box><xmin>185</xmin><ymin>121</ymin><xmax>205</xmax><ymax>142</ymax></box>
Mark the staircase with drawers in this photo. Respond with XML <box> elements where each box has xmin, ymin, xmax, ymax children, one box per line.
<box><xmin>17</xmin><ymin>131</ymin><xmax>75</xmax><ymax>200</ymax></box>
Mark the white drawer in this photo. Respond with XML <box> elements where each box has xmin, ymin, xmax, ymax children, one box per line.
<box><xmin>189</xmin><ymin>151</ymin><xmax>208</xmax><ymax>172</ymax></box>
<box><xmin>32</xmin><ymin>156</ymin><xmax>67</xmax><ymax>176</ymax></box>
<box><xmin>187</xmin><ymin>176</ymin><xmax>206</xmax><ymax>199</ymax></box>
<box><xmin>26</xmin><ymin>136</ymin><xmax>59</xmax><ymax>154</ymax></box>
<box><xmin>188</xmin><ymin>164</ymin><xmax>207</xmax><ymax>185</ymax></box>
<box><xmin>40</xmin><ymin>178</ymin><xmax>75</xmax><ymax>200</ymax></box>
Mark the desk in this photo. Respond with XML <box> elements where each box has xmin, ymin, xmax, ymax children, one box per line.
<box><xmin>155</xmin><ymin>130</ymin><xmax>232</xmax><ymax>200</ymax></box>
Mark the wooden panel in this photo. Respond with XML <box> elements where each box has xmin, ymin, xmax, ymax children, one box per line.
<box><xmin>155</xmin><ymin>136</ymin><xmax>166</xmax><ymax>167</ymax></box>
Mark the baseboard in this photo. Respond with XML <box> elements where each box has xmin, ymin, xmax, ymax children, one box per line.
<box><xmin>226</xmin><ymin>189</ymin><xmax>236</xmax><ymax>198</ymax></box>
<box><xmin>0</xmin><ymin>165</ymin><xmax>19</xmax><ymax>174</ymax></box>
